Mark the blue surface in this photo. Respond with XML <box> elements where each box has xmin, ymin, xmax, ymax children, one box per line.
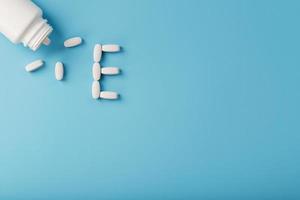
<box><xmin>0</xmin><ymin>0</ymin><xmax>300</xmax><ymax>199</ymax></box>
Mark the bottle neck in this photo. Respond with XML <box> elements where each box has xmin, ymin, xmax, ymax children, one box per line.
<box><xmin>21</xmin><ymin>17</ymin><xmax>53</xmax><ymax>51</ymax></box>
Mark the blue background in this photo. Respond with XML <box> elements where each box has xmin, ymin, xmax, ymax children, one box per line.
<box><xmin>0</xmin><ymin>0</ymin><xmax>299</xmax><ymax>199</ymax></box>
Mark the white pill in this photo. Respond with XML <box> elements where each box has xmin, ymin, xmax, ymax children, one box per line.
<box><xmin>92</xmin><ymin>81</ymin><xmax>100</xmax><ymax>99</ymax></box>
<box><xmin>93</xmin><ymin>63</ymin><xmax>101</xmax><ymax>81</ymax></box>
<box><xmin>100</xmin><ymin>91</ymin><xmax>119</xmax><ymax>100</ymax></box>
<box><xmin>64</xmin><ymin>37</ymin><xmax>82</xmax><ymax>48</ymax></box>
<box><xmin>102</xmin><ymin>44</ymin><xmax>120</xmax><ymax>52</ymax></box>
<box><xmin>93</xmin><ymin>44</ymin><xmax>102</xmax><ymax>62</ymax></box>
<box><xmin>43</xmin><ymin>37</ymin><xmax>51</xmax><ymax>46</ymax></box>
<box><xmin>25</xmin><ymin>59</ymin><xmax>44</xmax><ymax>72</ymax></box>
<box><xmin>55</xmin><ymin>62</ymin><xmax>64</xmax><ymax>81</ymax></box>
<box><xmin>101</xmin><ymin>67</ymin><xmax>120</xmax><ymax>75</ymax></box>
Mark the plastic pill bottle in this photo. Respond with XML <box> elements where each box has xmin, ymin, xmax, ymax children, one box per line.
<box><xmin>0</xmin><ymin>0</ymin><xmax>53</xmax><ymax>51</ymax></box>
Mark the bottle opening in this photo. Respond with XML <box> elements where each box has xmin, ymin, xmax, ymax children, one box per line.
<box><xmin>22</xmin><ymin>18</ymin><xmax>53</xmax><ymax>51</ymax></box>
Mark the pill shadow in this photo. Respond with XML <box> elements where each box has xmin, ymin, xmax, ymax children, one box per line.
<box><xmin>60</xmin><ymin>62</ymin><xmax>69</xmax><ymax>82</ymax></box>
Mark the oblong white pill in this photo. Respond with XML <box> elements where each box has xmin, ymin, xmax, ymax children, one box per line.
<box><xmin>55</xmin><ymin>62</ymin><xmax>64</xmax><ymax>81</ymax></box>
<box><xmin>25</xmin><ymin>59</ymin><xmax>44</xmax><ymax>72</ymax></box>
<box><xmin>93</xmin><ymin>44</ymin><xmax>102</xmax><ymax>62</ymax></box>
<box><xmin>100</xmin><ymin>91</ymin><xmax>119</xmax><ymax>100</ymax></box>
<box><xmin>102</xmin><ymin>44</ymin><xmax>120</xmax><ymax>52</ymax></box>
<box><xmin>92</xmin><ymin>81</ymin><xmax>101</xmax><ymax>99</ymax></box>
<box><xmin>64</xmin><ymin>37</ymin><xmax>82</xmax><ymax>48</ymax></box>
<box><xmin>43</xmin><ymin>37</ymin><xmax>51</xmax><ymax>46</ymax></box>
<box><xmin>101</xmin><ymin>67</ymin><xmax>120</xmax><ymax>75</ymax></box>
<box><xmin>93</xmin><ymin>63</ymin><xmax>101</xmax><ymax>81</ymax></box>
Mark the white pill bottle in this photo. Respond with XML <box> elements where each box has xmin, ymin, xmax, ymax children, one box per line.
<box><xmin>0</xmin><ymin>0</ymin><xmax>53</xmax><ymax>51</ymax></box>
